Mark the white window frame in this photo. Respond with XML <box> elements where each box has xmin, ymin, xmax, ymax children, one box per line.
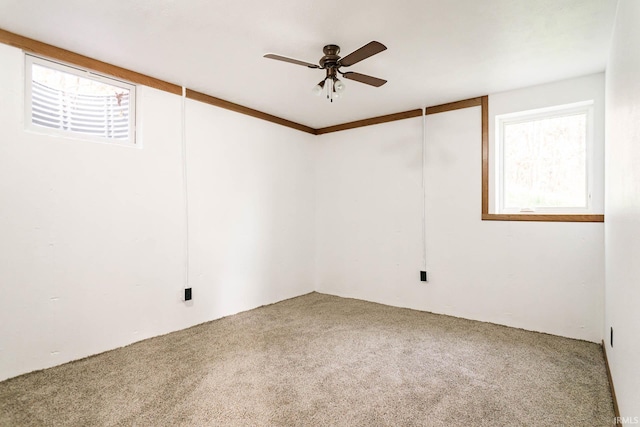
<box><xmin>25</xmin><ymin>54</ymin><xmax>137</xmax><ymax>146</ymax></box>
<box><xmin>495</xmin><ymin>100</ymin><xmax>595</xmax><ymax>214</ymax></box>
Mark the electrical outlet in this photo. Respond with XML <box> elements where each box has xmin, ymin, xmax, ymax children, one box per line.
<box><xmin>184</xmin><ymin>288</ymin><xmax>192</xmax><ymax>301</ymax></box>
<box><xmin>420</xmin><ymin>271</ymin><xmax>428</xmax><ymax>282</ymax></box>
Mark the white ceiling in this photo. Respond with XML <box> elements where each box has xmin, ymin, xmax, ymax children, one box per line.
<box><xmin>0</xmin><ymin>0</ymin><xmax>618</xmax><ymax>128</ymax></box>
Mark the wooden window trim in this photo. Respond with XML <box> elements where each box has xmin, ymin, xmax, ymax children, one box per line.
<box><xmin>480</xmin><ymin>96</ymin><xmax>604</xmax><ymax>223</ymax></box>
<box><xmin>482</xmin><ymin>213</ymin><xmax>604</xmax><ymax>222</ymax></box>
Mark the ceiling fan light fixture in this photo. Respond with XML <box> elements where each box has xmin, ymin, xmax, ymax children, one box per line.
<box><xmin>265</xmin><ymin>41</ymin><xmax>386</xmax><ymax>103</ymax></box>
<box><xmin>312</xmin><ymin>80</ymin><xmax>325</xmax><ymax>96</ymax></box>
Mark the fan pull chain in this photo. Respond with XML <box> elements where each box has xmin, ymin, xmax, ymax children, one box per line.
<box><xmin>326</xmin><ymin>78</ymin><xmax>336</xmax><ymax>102</ymax></box>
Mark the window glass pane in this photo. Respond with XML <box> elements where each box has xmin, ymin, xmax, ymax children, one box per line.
<box><xmin>503</xmin><ymin>113</ymin><xmax>587</xmax><ymax>209</ymax></box>
<box><xmin>31</xmin><ymin>62</ymin><xmax>131</xmax><ymax>140</ymax></box>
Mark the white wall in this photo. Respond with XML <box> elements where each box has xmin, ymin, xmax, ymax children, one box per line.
<box><xmin>316</xmin><ymin>75</ymin><xmax>604</xmax><ymax>342</ymax></box>
<box><xmin>315</xmin><ymin>118</ymin><xmax>424</xmax><ymax>305</ymax></box>
<box><xmin>184</xmin><ymin>99</ymin><xmax>316</xmax><ymax>324</ymax></box>
<box><xmin>604</xmin><ymin>0</ymin><xmax>640</xmax><ymax>420</ymax></box>
<box><xmin>0</xmin><ymin>43</ymin><xmax>315</xmax><ymax>381</ymax></box>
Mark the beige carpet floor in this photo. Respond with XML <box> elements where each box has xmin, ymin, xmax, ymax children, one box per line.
<box><xmin>0</xmin><ymin>292</ymin><xmax>614</xmax><ymax>426</ymax></box>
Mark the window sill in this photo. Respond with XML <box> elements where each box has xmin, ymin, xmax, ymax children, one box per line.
<box><xmin>482</xmin><ymin>213</ymin><xmax>604</xmax><ymax>223</ymax></box>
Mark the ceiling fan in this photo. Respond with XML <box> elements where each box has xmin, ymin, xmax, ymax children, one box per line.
<box><xmin>264</xmin><ymin>41</ymin><xmax>387</xmax><ymax>102</ymax></box>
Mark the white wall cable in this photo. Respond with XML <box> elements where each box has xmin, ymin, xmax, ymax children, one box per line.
<box><xmin>181</xmin><ymin>86</ymin><xmax>190</xmax><ymax>291</ymax></box>
<box><xmin>421</xmin><ymin>107</ymin><xmax>427</xmax><ymax>272</ymax></box>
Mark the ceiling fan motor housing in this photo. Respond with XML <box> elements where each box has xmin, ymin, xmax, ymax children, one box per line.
<box><xmin>319</xmin><ymin>44</ymin><xmax>341</xmax><ymax>69</ymax></box>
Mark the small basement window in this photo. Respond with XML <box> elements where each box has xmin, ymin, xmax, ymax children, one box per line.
<box><xmin>495</xmin><ymin>101</ymin><xmax>594</xmax><ymax>214</ymax></box>
<box><xmin>25</xmin><ymin>55</ymin><xmax>136</xmax><ymax>145</ymax></box>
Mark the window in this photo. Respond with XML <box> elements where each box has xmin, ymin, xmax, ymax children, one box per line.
<box><xmin>25</xmin><ymin>55</ymin><xmax>136</xmax><ymax>145</ymax></box>
<box><xmin>495</xmin><ymin>101</ymin><xmax>594</xmax><ymax>215</ymax></box>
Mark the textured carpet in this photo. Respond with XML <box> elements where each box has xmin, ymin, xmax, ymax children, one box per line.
<box><xmin>0</xmin><ymin>292</ymin><xmax>613</xmax><ymax>426</ymax></box>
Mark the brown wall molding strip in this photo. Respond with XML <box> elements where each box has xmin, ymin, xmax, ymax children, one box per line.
<box><xmin>602</xmin><ymin>341</ymin><xmax>621</xmax><ymax>423</ymax></box>
<box><xmin>0</xmin><ymin>28</ymin><xmax>182</xmax><ymax>95</ymax></box>
<box><xmin>0</xmin><ymin>28</ymin><xmax>491</xmax><ymax>137</ymax></box>
<box><xmin>315</xmin><ymin>97</ymin><xmax>486</xmax><ymax>135</ymax></box>
<box><xmin>481</xmin><ymin>96</ymin><xmax>489</xmax><ymax>214</ymax></box>
<box><xmin>315</xmin><ymin>109</ymin><xmax>423</xmax><ymax>135</ymax></box>
<box><xmin>186</xmin><ymin>89</ymin><xmax>316</xmax><ymax>135</ymax></box>
<box><xmin>426</xmin><ymin>96</ymin><xmax>483</xmax><ymax>115</ymax></box>
<box><xmin>0</xmin><ymin>28</ymin><xmax>314</xmax><ymax>134</ymax></box>
<box><xmin>482</xmin><ymin>214</ymin><xmax>604</xmax><ymax>222</ymax></box>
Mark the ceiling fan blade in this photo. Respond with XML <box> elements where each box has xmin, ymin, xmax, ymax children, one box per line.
<box><xmin>263</xmin><ymin>54</ymin><xmax>319</xmax><ymax>68</ymax></box>
<box><xmin>339</xmin><ymin>41</ymin><xmax>387</xmax><ymax>67</ymax></box>
<box><xmin>342</xmin><ymin>72</ymin><xmax>387</xmax><ymax>87</ymax></box>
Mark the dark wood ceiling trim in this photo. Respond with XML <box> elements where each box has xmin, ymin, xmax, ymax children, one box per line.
<box><xmin>0</xmin><ymin>28</ymin><xmax>182</xmax><ymax>95</ymax></box>
<box><xmin>426</xmin><ymin>96</ymin><xmax>483</xmax><ymax>115</ymax></box>
<box><xmin>0</xmin><ymin>28</ymin><xmax>315</xmax><ymax>134</ymax></box>
<box><xmin>186</xmin><ymin>89</ymin><xmax>316</xmax><ymax>135</ymax></box>
<box><xmin>315</xmin><ymin>109</ymin><xmax>423</xmax><ymax>135</ymax></box>
<box><xmin>0</xmin><ymin>28</ymin><xmax>487</xmax><ymax>136</ymax></box>
<box><xmin>315</xmin><ymin>97</ymin><xmax>487</xmax><ymax>135</ymax></box>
